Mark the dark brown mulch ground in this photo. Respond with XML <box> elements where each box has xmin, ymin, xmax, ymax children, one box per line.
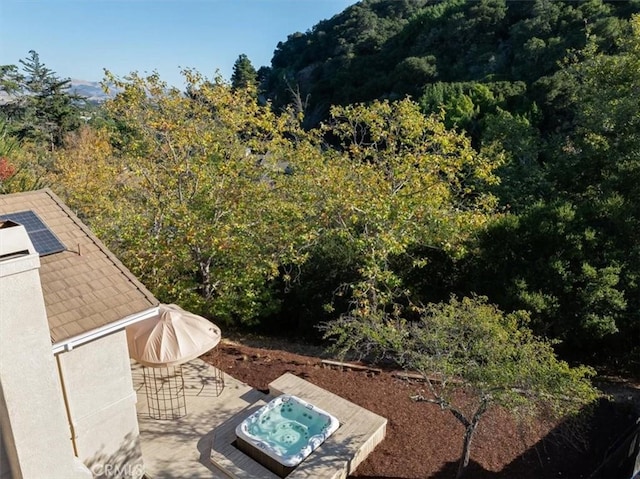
<box><xmin>201</xmin><ymin>338</ymin><xmax>640</xmax><ymax>479</ymax></box>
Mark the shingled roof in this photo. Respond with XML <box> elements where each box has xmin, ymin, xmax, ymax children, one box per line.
<box><xmin>0</xmin><ymin>189</ymin><xmax>158</xmax><ymax>344</ymax></box>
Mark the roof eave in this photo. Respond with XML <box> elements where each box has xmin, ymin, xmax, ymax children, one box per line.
<box><xmin>51</xmin><ymin>306</ymin><xmax>160</xmax><ymax>354</ymax></box>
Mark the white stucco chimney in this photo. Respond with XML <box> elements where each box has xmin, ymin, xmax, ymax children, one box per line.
<box><xmin>0</xmin><ymin>220</ymin><xmax>91</xmax><ymax>479</ymax></box>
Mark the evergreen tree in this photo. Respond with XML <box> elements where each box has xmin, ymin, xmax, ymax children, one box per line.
<box><xmin>230</xmin><ymin>54</ymin><xmax>258</xmax><ymax>90</ymax></box>
<box><xmin>0</xmin><ymin>65</ymin><xmax>23</xmax><ymax>95</ymax></box>
<box><xmin>0</xmin><ymin>51</ymin><xmax>83</xmax><ymax>148</ymax></box>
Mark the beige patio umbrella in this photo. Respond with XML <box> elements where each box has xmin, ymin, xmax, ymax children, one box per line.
<box><xmin>127</xmin><ymin>304</ymin><xmax>223</xmax><ymax>419</ymax></box>
<box><xmin>127</xmin><ymin>303</ymin><xmax>221</xmax><ymax>367</ymax></box>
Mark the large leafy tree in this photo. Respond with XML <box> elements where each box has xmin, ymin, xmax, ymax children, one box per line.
<box><xmin>53</xmin><ymin>76</ymin><xmax>501</xmax><ymax>334</ymax></box>
<box><xmin>325</xmin><ymin>295</ymin><xmax>598</xmax><ymax>478</ymax></box>
<box><xmin>58</xmin><ymin>70</ymin><xmax>325</xmax><ymax>324</ymax></box>
<box><xmin>322</xmin><ymin>98</ymin><xmax>500</xmax><ymax>293</ymax></box>
<box><xmin>52</xmin><ymin>126</ymin><xmax>121</xmax><ymax>222</ymax></box>
<box><xmin>262</xmin><ymin>97</ymin><xmax>502</xmax><ymax>335</ymax></box>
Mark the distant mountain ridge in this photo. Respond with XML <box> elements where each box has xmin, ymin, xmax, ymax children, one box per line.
<box><xmin>68</xmin><ymin>79</ymin><xmax>117</xmax><ymax>103</ymax></box>
<box><xmin>0</xmin><ymin>79</ymin><xmax>121</xmax><ymax>105</ymax></box>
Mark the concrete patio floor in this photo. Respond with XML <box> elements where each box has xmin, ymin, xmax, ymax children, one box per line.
<box><xmin>131</xmin><ymin>358</ymin><xmax>266</xmax><ymax>479</ymax></box>
<box><xmin>132</xmin><ymin>358</ymin><xmax>386</xmax><ymax>479</ymax></box>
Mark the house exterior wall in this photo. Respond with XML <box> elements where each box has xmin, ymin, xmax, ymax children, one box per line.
<box><xmin>56</xmin><ymin>330</ymin><xmax>144</xmax><ymax>479</ymax></box>
<box><xmin>0</xmin><ymin>226</ymin><xmax>91</xmax><ymax>479</ymax></box>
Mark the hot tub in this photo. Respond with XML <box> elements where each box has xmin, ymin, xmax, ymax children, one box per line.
<box><xmin>235</xmin><ymin>394</ymin><xmax>339</xmax><ymax>477</ymax></box>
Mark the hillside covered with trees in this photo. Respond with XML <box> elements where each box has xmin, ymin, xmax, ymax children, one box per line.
<box><xmin>258</xmin><ymin>0</ymin><xmax>640</xmax><ymax>364</ymax></box>
<box><xmin>263</xmin><ymin>0</ymin><xmax>639</xmax><ymax>127</ymax></box>
<box><xmin>1</xmin><ymin>1</ymin><xmax>638</xmax><ymax>381</ymax></box>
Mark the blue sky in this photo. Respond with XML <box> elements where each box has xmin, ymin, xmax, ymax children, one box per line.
<box><xmin>0</xmin><ymin>0</ymin><xmax>356</xmax><ymax>87</ymax></box>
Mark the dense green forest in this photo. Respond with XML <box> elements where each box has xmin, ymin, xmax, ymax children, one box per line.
<box><xmin>260</xmin><ymin>0</ymin><xmax>640</xmax><ymax>366</ymax></box>
<box><xmin>0</xmin><ymin>1</ymin><xmax>638</xmax><ymax>378</ymax></box>
<box><xmin>263</xmin><ymin>0</ymin><xmax>639</xmax><ymax>128</ymax></box>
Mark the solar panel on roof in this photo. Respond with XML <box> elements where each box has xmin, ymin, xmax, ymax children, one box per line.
<box><xmin>0</xmin><ymin>210</ymin><xmax>66</xmax><ymax>256</ymax></box>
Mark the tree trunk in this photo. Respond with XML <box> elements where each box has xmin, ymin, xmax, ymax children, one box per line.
<box><xmin>455</xmin><ymin>398</ymin><xmax>488</xmax><ymax>479</ymax></box>
<box><xmin>456</xmin><ymin>423</ymin><xmax>478</xmax><ymax>479</ymax></box>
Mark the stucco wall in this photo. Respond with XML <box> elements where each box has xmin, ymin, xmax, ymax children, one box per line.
<box><xmin>0</xmin><ymin>249</ymin><xmax>91</xmax><ymax>479</ymax></box>
<box><xmin>56</xmin><ymin>330</ymin><xmax>144</xmax><ymax>479</ymax></box>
